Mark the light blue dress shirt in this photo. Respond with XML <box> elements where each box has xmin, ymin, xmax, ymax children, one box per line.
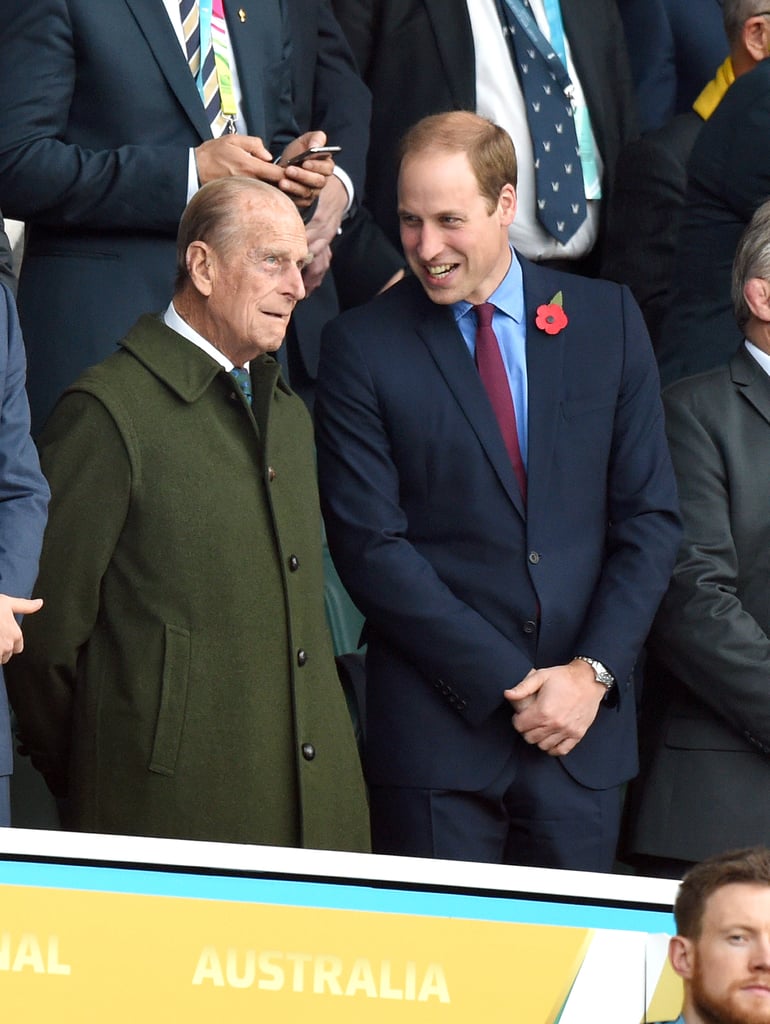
<box><xmin>453</xmin><ymin>248</ymin><xmax>529</xmax><ymax>468</ymax></box>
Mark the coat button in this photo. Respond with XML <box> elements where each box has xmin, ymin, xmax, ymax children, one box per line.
<box><xmin>288</xmin><ymin>554</ymin><xmax>300</xmax><ymax>572</ymax></box>
<box><xmin>528</xmin><ymin>551</ymin><xmax>540</xmax><ymax>564</ymax></box>
<box><xmin>523</xmin><ymin>619</ymin><xmax>537</xmax><ymax>635</ymax></box>
<box><xmin>297</xmin><ymin>649</ymin><xmax>307</xmax><ymax>666</ymax></box>
<box><xmin>301</xmin><ymin>743</ymin><xmax>316</xmax><ymax>761</ymax></box>
<box><xmin>268</xmin><ymin>466</ymin><xmax>276</xmax><ymax>482</ymax></box>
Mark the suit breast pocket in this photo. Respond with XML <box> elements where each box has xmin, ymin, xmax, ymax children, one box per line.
<box><xmin>148</xmin><ymin>624</ymin><xmax>191</xmax><ymax>777</ymax></box>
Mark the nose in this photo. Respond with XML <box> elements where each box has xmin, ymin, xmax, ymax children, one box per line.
<box><xmin>751</xmin><ymin>935</ymin><xmax>770</xmax><ymax>970</ymax></box>
<box><xmin>414</xmin><ymin>223</ymin><xmax>443</xmax><ymax>262</ymax></box>
<box><xmin>284</xmin><ymin>262</ymin><xmax>306</xmax><ymax>302</ymax></box>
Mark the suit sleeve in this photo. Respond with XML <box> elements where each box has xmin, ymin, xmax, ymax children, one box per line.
<box><xmin>568</xmin><ymin>286</ymin><xmax>682</xmax><ymax>687</ymax></box>
<box><xmin>0</xmin><ymin>0</ymin><xmax>191</xmax><ymax>232</ymax></box>
<box><xmin>330</xmin><ymin>0</ymin><xmax>377</xmax><ymax>81</ymax></box>
<box><xmin>0</xmin><ymin>285</ymin><xmax>49</xmax><ymax>599</ymax></box>
<box><xmin>648</xmin><ymin>387</ymin><xmax>770</xmax><ymax>749</ymax></box>
<box><xmin>308</xmin><ymin>0</ymin><xmax>372</xmax><ymax>199</ymax></box>
<box><xmin>5</xmin><ymin>390</ymin><xmax>130</xmax><ymax>796</ymax></box>
<box><xmin>316</xmin><ymin>318</ymin><xmax>534</xmax><ymax>728</ymax></box>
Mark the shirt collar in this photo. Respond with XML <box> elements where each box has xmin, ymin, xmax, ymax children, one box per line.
<box><xmin>452</xmin><ymin>247</ymin><xmax>524</xmax><ymax>325</ymax></box>
<box><xmin>163</xmin><ymin>301</ymin><xmax>249</xmax><ymax>372</ymax></box>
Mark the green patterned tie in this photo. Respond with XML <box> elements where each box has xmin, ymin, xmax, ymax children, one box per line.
<box><xmin>230</xmin><ymin>366</ymin><xmax>253</xmax><ymax>406</ymax></box>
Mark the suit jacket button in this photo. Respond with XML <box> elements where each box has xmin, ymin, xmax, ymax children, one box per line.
<box><xmin>297</xmin><ymin>648</ymin><xmax>307</xmax><ymax>667</ymax></box>
<box><xmin>268</xmin><ymin>466</ymin><xmax>276</xmax><ymax>482</ymax></box>
<box><xmin>288</xmin><ymin>554</ymin><xmax>300</xmax><ymax>572</ymax></box>
<box><xmin>523</xmin><ymin>619</ymin><xmax>537</xmax><ymax>634</ymax></box>
<box><xmin>528</xmin><ymin>551</ymin><xmax>540</xmax><ymax>564</ymax></box>
<box><xmin>301</xmin><ymin>743</ymin><xmax>315</xmax><ymax>761</ymax></box>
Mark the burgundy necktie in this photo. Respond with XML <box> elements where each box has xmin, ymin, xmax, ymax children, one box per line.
<box><xmin>474</xmin><ymin>302</ymin><xmax>527</xmax><ymax>499</ymax></box>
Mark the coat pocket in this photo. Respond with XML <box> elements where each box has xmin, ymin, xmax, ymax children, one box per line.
<box><xmin>149</xmin><ymin>624</ymin><xmax>190</xmax><ymax>776</ymax></box>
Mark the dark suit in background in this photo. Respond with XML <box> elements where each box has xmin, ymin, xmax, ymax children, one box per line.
<box><xmin>625</xmin><ymin>347</ymin><xmax>770</xmax><ymax>868</ymax></box>
<box><xmin>0</xmin><ymin>0</ymin><xmax>297</xmax><ymax>432</ymax></box>
<box><xmin>282</xmin><ymin>0</ymin><xmax>400</xmax><ymax>407</ymax></box>
<box><xmin>657</xmin><ymin>59</ymin><xmax>770</xmax><ymax>386</ymax></box>
<box><xmin>617</xmin><ymin>0</ymin><xmax>726</xmax><ymax>132</ymax></box>
<box><xmin>0</xmin><ymin>284</ymin><xmax>49</xmax><ymax>825</ymax></box>
<box><xmin>601</xmin><ymin>112</ymin><xmax>702</xmax><ymax>349</ymax></box>
<box><xmin>332</xmin><ymin>0</ymin><xmax>637</xmax><ymax>267</ymax></box>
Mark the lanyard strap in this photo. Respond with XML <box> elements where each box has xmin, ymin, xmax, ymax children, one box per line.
<box><xmin>198</xmin><ymin>0</ymin><xmax>237</xmax><ymax>119</ymax></box>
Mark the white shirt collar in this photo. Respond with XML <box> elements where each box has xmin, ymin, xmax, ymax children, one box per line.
<box><xmin>163</xmin><ymin>301</ymin><xmax>248</xmax><ymax>372</ymax></box>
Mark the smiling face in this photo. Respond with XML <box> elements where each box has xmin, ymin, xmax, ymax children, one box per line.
<box><xmin>397</xmin><ymin>149</ymin><xmax>516</xmax><ymax>307</ymax></box>
<box><xmin>672</xmin><ymin>884</ymin><xmax>770</xmax><ymax>1024</ymax></box>
<box><xmin>184</xmin><ymin>191</ymin><xmax>309</xmax><ymax>366</ymax></box>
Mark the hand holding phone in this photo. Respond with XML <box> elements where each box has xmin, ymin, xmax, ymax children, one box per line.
<box><xmin>284</xmin><ymin>144</ymin><xmax>342</xmax><ymax>168</ymax></box>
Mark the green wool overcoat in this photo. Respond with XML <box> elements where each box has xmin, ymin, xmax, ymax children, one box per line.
<box><xmin>7</xmin><ymin>315</ymin><xmax>370</xmax><ymax>852</ymax></box>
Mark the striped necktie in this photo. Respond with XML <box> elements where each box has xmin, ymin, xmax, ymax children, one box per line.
<box><xmin>179</xmin><ymin>0</ymin><xmax>227</xmax><ymax>136</ymax></box>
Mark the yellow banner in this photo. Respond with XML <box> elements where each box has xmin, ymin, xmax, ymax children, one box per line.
<box><xmin>1</xmin><ymin>883</ymin><xmax>596</xmax><ymax>1021</ymax></box>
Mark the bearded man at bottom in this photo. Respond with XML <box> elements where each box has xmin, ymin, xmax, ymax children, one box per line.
<box><xmin>6</xmin><ymin>177</ymin><xmax>369</xmax><ymax>852</ymax></box>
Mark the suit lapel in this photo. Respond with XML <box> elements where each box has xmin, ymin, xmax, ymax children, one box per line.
<box><xmin>415</xmin><ymin>298</ymin><xmax>526</xmax><ymax>519</ymax></box>
<box><xmin>225</xmin><ymin>0</ymin><xmax>267</xmax><ymax>138</ymax></box>
<box><xmin>423</xmin><ymin>0</ymin><xmax>477</xmax><ymax>109</ymax></box>
<box><xmin>732</xmin><ymin>346</ymin><xmax>770</xmax><ymax>427</ymax></box>
<box><xmin>520</xmin><ymin>258</ymin><xmax>565</xmax><ymax>519</ymax></box>
<box><xmin>124</xmin><ymin>0</ymin><xmax>212</xmax><ymax>140</ymax></box>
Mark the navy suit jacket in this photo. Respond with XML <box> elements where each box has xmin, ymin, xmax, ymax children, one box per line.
<box><xmin>0</xmin><ymin>0</ymin><xmax>297</xmax><ymax>432</ymax></box>
<box><xmin>316</xmin><ymin>261</ymin><xmax>681</xmax><ymax>793</ymax></box>
<box><xmin>0</xmin><ymin>285</ymin><xmax>49</xmax><ymax>813</ymax></box>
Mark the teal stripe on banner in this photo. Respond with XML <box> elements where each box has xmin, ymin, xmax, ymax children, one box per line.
<box><xmin>0</xmin><ymin>860</ymin><xmax>674</xmax><ymax>933</ymax></box>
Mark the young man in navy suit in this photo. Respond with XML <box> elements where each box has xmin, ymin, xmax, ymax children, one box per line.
<box><xmin>316</xmin><ymin>112</ymin><xmax>681</xmax><ymax>871</ymax></box>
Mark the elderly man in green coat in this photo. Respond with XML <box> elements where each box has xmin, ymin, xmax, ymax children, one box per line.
<box><xmin>6</xmin><ymin>177</ymin><xmax>370</xmax><ymax>853</ymax></box>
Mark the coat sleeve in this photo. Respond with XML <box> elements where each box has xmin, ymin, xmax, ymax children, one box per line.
<box><xmin>315</xmin><ymin>317</ymin><xmax>535</xmax><ymax>728</ymax></box>
<box><xmin>5</xmin><ymin>390</ymin><xmax>130</xmax><ymax>796</ymax></box>
<box><xmin>648</xmin><ymin>386</ymin><xmax>770</xmax><ymax>750</ymax></box>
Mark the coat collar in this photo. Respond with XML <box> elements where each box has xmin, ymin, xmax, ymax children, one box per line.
<box><xmin>120</xmin><ymin>314</ymin><xmax>289</xmax><ymax>405</ymax></box>
<box><xmin>731</xmin><ymin>343</ymin><xmax>770</xmax><ymax>428</ymax></box>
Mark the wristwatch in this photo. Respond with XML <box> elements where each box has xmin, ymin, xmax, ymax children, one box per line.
<box><xmin>574</xmin><ymin>656</ymin><xmax>615</xmax><ymax>693</ymax></box>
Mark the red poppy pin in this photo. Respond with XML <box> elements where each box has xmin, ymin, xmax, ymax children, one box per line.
<box><xmin>535</xmin><ymin>291</ymin><xmax>568</xmax><ymax>336</ymax></box>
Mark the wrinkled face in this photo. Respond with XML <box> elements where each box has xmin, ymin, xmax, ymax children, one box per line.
<box><xmin>679</xmin><ymin>885</ymin><xmax>770</xmax><ymax>1024</ymax></box>
<box><xmin>202</xmin><ymin>195</ymin><xmax>309</xmax><ymax>366</ymax></box>
<box><xmin>398</xmin><ymin>149</ymin><xmax>515</xmax><ymax>306</ymax></box>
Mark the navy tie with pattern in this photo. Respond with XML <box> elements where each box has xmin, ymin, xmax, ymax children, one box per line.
<box><xmin>507</xmin><ymin>6</ymin><xmax>586</xmax><ymax>243</ymax></box>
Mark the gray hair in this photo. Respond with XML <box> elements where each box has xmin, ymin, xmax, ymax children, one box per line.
<box><xmin>174</xmin><ymin>176</ymin><xmax>281</xmax><ymax>291</ymax></box>
<box><xmin>723</xmin><ymin>0</ymin><xmax>770</xmax><ymax>45</ymax></box>
<box><xmin>732</xmin><ymin>198</ymin><xmax>770</xmax><ymax>328</ymax></box>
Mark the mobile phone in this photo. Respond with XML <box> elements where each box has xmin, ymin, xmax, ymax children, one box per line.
<box><xmin>284</xmin><ymin>145</ymin><xmax>342</xmax><ymax>167</ymax></box>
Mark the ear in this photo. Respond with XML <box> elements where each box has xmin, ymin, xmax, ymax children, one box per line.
<box><xmin>742</xmin><ymin>14</ymin><xmax>770</xmax><ymax>64</ymax></box>
<box><xmin>669</xmin><ymin>935</ymin><xmax>696</xmax><ymax>980</ymax></box>
<box><xmin>498</xmin><ymin>182</ymin><xmax>517</xmax><ymax>228</ymax></box>
<box><xmin>186</xmin><ymin>241</ymin><xmax>215</xmax><ymax>297</ymax></box>
<box><xmin>744</xmin><ymin>276</ymin><xmax>770</xmax><ymax>322</ymax></box>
